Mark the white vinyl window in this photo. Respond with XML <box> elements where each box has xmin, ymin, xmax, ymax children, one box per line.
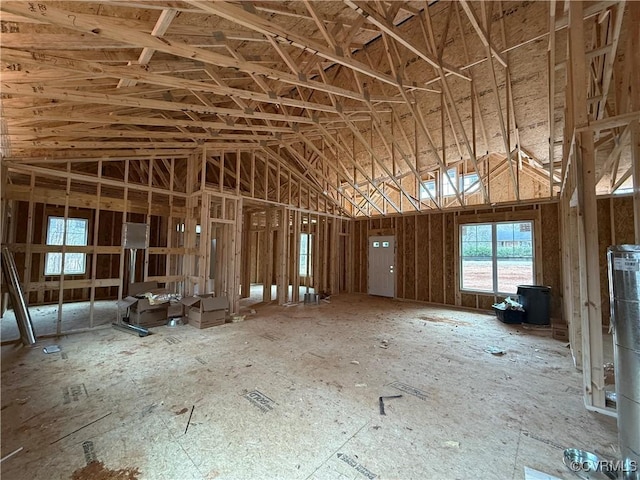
<box><xmin>442</xmin><ymin>168</ymin><xmax>458</xmax><ymax>197</ymax></box>
<box><xmin>45</xmin><ymin>217</ymin><xmax>88</xmax><ymax>275</ymax></box>
<box><xmin>299</xmin><ymin>232</ymin><xmax>312</xmax><ymax>276</ymax></box>
<box><xmin>460</xmin><ymin>173</ymin><xmax>480</xmax><ymax>194</ymax></box>
<box><xmin>419</xmin><ymin>180</ymin><xmax>436</xmax><ymax>200</ymax></box>
<box><xmin>460</xmin><ymin>221</ymin><xmax>534</xmax><ymax>294</ymax></box>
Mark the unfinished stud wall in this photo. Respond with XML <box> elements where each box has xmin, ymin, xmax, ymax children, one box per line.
<box><xmin>352</xmin><ymin>196</ymin><xmax>637</xmax><ymax>333</ymax></box>
<box><xmin>351</xmin><ymin>202</ymin><xmax>563</xmax><ymax>326</ymax></box>
<box><xmin>1</xmin><ymin>160</ymin><xmax>192</xmax><ymax>329</ymax></box>
<box><xmin>244</xmin><ymin>207</ymin><xmax>348</xmax><ymax>304</ymax></box>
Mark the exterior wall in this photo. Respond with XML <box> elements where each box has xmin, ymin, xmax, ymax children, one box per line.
<box><xmin>351</xmin><ymin>201</ymin><xmax>563</xmax><ymax>326</ymax></box>
<box><xmin>351</xmin><ymin>196</ymin><xmax>636</xmax><ymax>332</ymax></box>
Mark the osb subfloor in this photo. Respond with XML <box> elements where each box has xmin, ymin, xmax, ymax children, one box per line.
<box><xmin>1</xmin><ymin>294</ymin><xmax>617</xmax><ymax>480</ymax></box>
<box><xmin>0</xmin><ymin>285</ymin><xmax>313</xmax><ymax>341</ymax></box>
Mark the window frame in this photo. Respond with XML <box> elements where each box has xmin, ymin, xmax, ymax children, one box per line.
<box><xmin>44</xmin><ymin>216</ymin><xmax>89</xmax><ymax>276</ymax></box>
<box><xmin>458</xmin><ymin>218</ymin><xmax>536</xmax><ymax>295</ymax></box>
<box><xmin>459</xmin><ymin>172</ymin><xmax>480</xmax><ymax>194</ymax></box>
<box><xmin>299</xmin><ymin>232</ymin><xmax>312</xmax><ymax>277</ymax></box>
<box><xmin>441</xmin><ymin>168</ymin><xmax>458</xmax><ymax>197</ymax></box>
<box><xmin>419</xmin><ymin>179</ymin><xmax>437</xmax><ymax>200</ymax></box>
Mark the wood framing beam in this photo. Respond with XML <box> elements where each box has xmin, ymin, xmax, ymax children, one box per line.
<box><xmin>13</xmin><ymin>113</ymin><xmax>302</xmax><ymax>134</ymax></box>
<box><xmin>569</xmin><ymin>0</ymin><xmax>606</xmax><ymax>411</ymax></box>
<box><xmin>118</xmin><ymin>8</ymin><xmax>177</xmax><ymax>88</ymax></box>
<box><xmin>0</xmin><ymin>2</ymin><xmax>394</xmax><ymax>105</ymax></box>
<box><xmin>459</xmin><ymin>0</ymin><xmax>508</xmax><ymax>67</ymax></box>
<box><xmin>303</xmin><ymin>0</ymin><xmax>337</xmax><ymax>49</ymax></box>
<box><xmin>344</xmin><ymin>1</ymin><xmax>470</xmax><ymax>81</ymax></box>
<box><xmin>187</xmin><ymin>0</ymin><xmax>420</xmax><ymax>89</ymax></box>
<box><xmin>548</xmin><ymin>0</ymin><xmax>557</xmax><ymax>197</ymax></box>
<box><xmin>2</xmin><ymin>48</ymin><xmax>371</xmax><ymax>117</ymax></box>
<box><xmin>1</xmin><ymin>83</ymin><xmax>331</xmax><ymax>126</ymax></box>
<box><xmin>596</xmin><ymin>124</ymin><xmax>631</xmax><ymax>183</ymax></box>
<box><xmin>632</xmin><ymin>120</ymin><xmax>640</xmax><ymax>242</ymax></box>
<box><xmin>595</xmin><ymin>2</ymin><xmax>626</xmax><ymax>121</ymax></box>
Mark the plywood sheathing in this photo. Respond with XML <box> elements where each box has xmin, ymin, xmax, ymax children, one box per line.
<box><xmin>351</xmin><ymin>201</ymin><xmax>563</xmax><ymax>326</ymax></box>
<box><xmin>415</xmin><ymin>215</ymin><xmax>430</xmax><ymax>302</ymax></box>
<box><xmin>596</xmin><ymin>196</ymin><xmax>635</xmax><ymax>328</ymax></box>
<box><xmin>540</xmin><ymin>202</ymin><xmax>562</xmax><ymax>327</ymax></box>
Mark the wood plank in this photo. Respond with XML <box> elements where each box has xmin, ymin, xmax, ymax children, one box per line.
<box><xmin>459</xmin><ymin>1</ymin><xmax>508</xmax><ymax>67</ymax></box>
<box><xmin>1</xmin><ymin>83</ymin><xmax>327</xmax><ymax>126</ymax></box>
<box><xmin>118</xmin><ymin>8</ymin><xmax>178</xmax><ymax>88</ymax></box>
<box><xmin>23</xmin><ymin>278</ymin><xmax>121</xmax><ymax>292</ymax></box>
<box><xmin>569</xmin><ymin>1</ymin><xmax>606</xmax><ymax>410</ymax></box>
<box><xmin>345</xmin><ymin>1</ymin><xmax>470</xmax><ymax>80</ymax></box>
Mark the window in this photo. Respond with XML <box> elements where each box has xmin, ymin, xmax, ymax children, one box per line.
<box><xmin>442</xmin><ymin>168</ymin><xmax>458</xmax><ymax>197</ymax></box>
<box><xmin>45</xmin><ymin>217</ymin><xmax>88</xmax><ymax>275</ymax></box>
<box><xmin>419</xmin><ymin>180</ymin><xmax>436</xmax><ymax>200</ymax></box>
<box><xmin>459</xmin><ymin>173</ymin><xmax>480</xmax><ymax>194</ymax></box>
<box><xmin>299</xmin><ymin>233</ymin><xmax>312</xmax><ymax>276</ymax></box>
<box><xmin>460</xmin><ymin>221</ymin><xmax>534</xmax><ymax>294</ymax></box>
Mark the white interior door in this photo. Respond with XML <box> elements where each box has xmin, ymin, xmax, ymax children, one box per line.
<box><xmin>368</xmin><ymin>235</ymin><xmax>395</xmax><ymax>297</ymax></box>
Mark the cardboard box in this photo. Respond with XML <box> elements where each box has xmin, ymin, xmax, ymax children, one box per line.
<box><xmin>181</xmin><ymin>296</ymin><xmax>228</xmax><ymax>329</ymax></box>
<box><xmin>128</xmin><ymin>281</ymin><xmax>167</xmax><ymax>297</ymax></box>
<box><xmin>117</xmin><ymin>282</ymin><xmax>169</xmax><ymax>327</ymax></box>
<box><xmin>130</xmin><ymin>306</ymin><xmax>168</xmax><ymax>327</ymax></box>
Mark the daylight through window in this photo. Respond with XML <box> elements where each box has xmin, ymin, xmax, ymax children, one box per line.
<box><xmin>299</xmin><ymin>232</ymin><xmax>312</xmax><ymax>276</ymax></box>
<box><xmin>460</xmin><ymin>221</ymin><xmax>534</xmax><ymax>294</ymax></box>
<box><xmin>45</xmin><ymin>217</ymin><xmax>88</xmax><ymax>275</ymax></box>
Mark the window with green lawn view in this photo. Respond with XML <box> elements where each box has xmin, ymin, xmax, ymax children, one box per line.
<box><xmin>45</xmin><ymin>217</ymin><xmax>88</xmax><ymax>275</ymax></box>
<box><xmin>460</xmin><ymin>221</ymin><xmax>534</xmax><ymax>294</ymax></box>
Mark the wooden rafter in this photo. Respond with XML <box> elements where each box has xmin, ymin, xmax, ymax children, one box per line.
<box><xmin>1</xmin><ymin>0</ymin><xmax>632</xmax><ymax>217</ymax></box>
<box><xmin>118</xmin><ymin>8</ymin><xmax>177</xmax><ymax>88</ymax></box>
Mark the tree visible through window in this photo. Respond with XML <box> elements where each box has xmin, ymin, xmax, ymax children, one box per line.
<box><xmin>45</xmin><ymin>217</ymin><xmax>88</xmax><ymax>275</ymax></box>
<box><xmin>460</xmin><ymin>221</ymin><xmax>534</xmax><ymax>294</ymax></box>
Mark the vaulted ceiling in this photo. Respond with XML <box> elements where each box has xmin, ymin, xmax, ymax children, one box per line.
<box><xmin>1</xmin><ymin>1</ymin><xmax>637</xmax><ymax>216</ymax></box>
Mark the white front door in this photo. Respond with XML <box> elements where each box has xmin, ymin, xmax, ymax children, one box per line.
<box><xmin>368</xmin><ymin>235</ymin><xmax>395</xmax><ymax>297</ymax></box>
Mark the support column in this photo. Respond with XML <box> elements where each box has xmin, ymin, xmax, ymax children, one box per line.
<box><xmin>569</xmin><ymin>1</ymin><xmax>605</xmax><ymax>410</ymax></box>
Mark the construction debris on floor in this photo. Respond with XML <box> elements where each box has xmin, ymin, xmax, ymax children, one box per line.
<box><xmin>1</xmin><ymin>294</ymin><xmax>617</xmax><ymax>479</ymax></box>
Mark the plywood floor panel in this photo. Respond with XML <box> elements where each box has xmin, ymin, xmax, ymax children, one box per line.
<box><xmin>1</xmin><ymin>294</ymin><xmax>617</xmax><ymax>480</ymax></box>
